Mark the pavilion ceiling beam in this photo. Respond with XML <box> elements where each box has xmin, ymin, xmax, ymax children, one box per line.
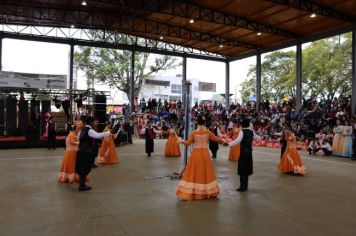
<box><xmin>0</xmin><ymin>2</ymin><xmax>259</xmax><ymax>49</ymax></box>
<box><xmin>0</xmin><ymin>28</ymin><xmax>228</xmax><ymax>62</ymax></box>
<box><xmin>132</xmin><ymin>17</ymin><xmax>258</xmax><ymax>49</ymax></box>
<box><xmin>98</xmin><ymin>0</ymin><xmax>298</xmax><ymax>38</ymax></box>
<box><xmin>2</xmin><ymin>0</ymin><xmax>297</xmax><ymax>38</ymax></box>
<box><xmin>265</xmin><ymin>0</ymin><xmax>355</xmax><ymax>23</ymax></box>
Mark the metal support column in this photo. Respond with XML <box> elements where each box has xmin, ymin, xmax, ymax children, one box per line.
<box><xmin>0</xmin><ymin>33</ymin><xmax>3</xmax><ymax>71</ymax></box>
<box><xmin>296</xmin><ymin>43</ymin><xmax>303</xmax><ymax>112</ymax></box>
<box><xmin>256</xmin><ymin>52</ymin><xmax>261</xmax><ymax>111</ymax></box>
<box><xmin>225</xmin><ymin>61</ymin><xmax>230</xmax><ymax>109</ymax></box>
<box><xmin>69</xmin><ymin>44</ymin><xmax>74</xmax><ymax>117</ymax></box>
<box><xmin>352</xmin><ymin>25</ymin><xmax>356</xmax><ymax>115</ymax></box>
<box><xmin>129</xmin><ymin>50</ymin><xmax>135</xmax><ymax>115</ymax></box>
<box><xmin>182</xmin><ymin>56</ymin><xmax>189</xmax><ymax>167</ymax></box>
<box><xmin>182</xmin><ymin>56</ymin><xmax>187</xmax><ymax>107</ymax></box>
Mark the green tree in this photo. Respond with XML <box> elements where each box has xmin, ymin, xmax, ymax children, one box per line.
<box><xmin>302</xmin><ymin>33</ymin><xmax>352</xmax><ymax>99</ymax></box>
<box><xmin>239</xmin><ymin>75</ymin><xmax>256</xmax><ymax>103</ymax></box>
<box><xmin>74</xmin><ymin>35</ymin><xmax>179</xmax><ymax>106</ymax></box>
<box><xmin>240</xmin><ymin>51</ymin><xmax>296</xmax><ymax>102</ymax></box>
<box><xmin>240</xmin><ymin>33</ymin><xmax>352</xmax><ymax>102</ymax></box>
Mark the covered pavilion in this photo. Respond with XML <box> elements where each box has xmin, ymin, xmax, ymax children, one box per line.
<box><xmin>0</xmin><ymin>0</ymin><xmax>355</xmax><ymax>113</ymax></box>
<box><xmin>0</xmin><ymin>2</ymin><xmax>356</xmax><ymax>235</ymax></box>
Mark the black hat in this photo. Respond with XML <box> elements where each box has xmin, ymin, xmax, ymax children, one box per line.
<box><xmin>242</xmin><ymin>118</ymin><xmax>250</xmax><ymax>128</ymax></box>
<box><xmin>81</xmin><ymin>115</ymin><xmax>94</xmax><ymax>124</ymax></box>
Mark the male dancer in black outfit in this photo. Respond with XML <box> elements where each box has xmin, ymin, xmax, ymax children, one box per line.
<box><xmin>229</xmin><ymin>118</ymin><xmax>261</xmax><ymax>192</ymax></box>
<box><xmin>47</xmin><ymin>116</ymin><xmax>56</xmax><ymax>150</ymax></box>
<box><xmin>209</xmin><ymin>122</ymin><xmax>220</xmax><ymax>159</ymax></box>
<box><xmin>76</xmin><ymin>116</ymin><xmax>110</xmax><ymax>191</ymax></box>
<box><xmin>141</xmin><ymin>121</ymin><xmax>161</xmax><ymax>157</ymax></box>
<box><xmin>280</xmin><ymin>126</ymin><xmax>288</xmax><ymax>159</ymax></box>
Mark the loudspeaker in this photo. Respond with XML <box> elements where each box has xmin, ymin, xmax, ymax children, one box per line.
<box><xmin>30</xmin><ymin>100</ymin><xmax>40</xmax><ymax>123</ymax></box>
<box><xmin>0</xmin><ymin>99</ymin><xmax>5</xmax><ymax>135</ymax></box>
<box><xmin>6</xmin><ymin>97</ymin><xmax>17</xmax><ymax>136</ymax></box>
<box><xmin>94</xmin><ymin>95</ymin><xmax>107</xmax><ymax>131</ymax></box>
<box><xmin>0</xmin><ymin>99</ymin><xmax>4</xmax><ymax>124</ymax></box>
<box><xmin>30</xmin><ymin>100</ymin><xmax>41</xmax><ymax>139</ymax></box>
<box><xmin>18</xmin><ymin>100</ymin><xmax>29</xmax><ymax>134</ymax></box>
<box><xmin>61</xmin><ymin>100</ymin><xmax>70</xmax><ymax>120</ymax></box>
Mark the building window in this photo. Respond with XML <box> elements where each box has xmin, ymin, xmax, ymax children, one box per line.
<box><xmin>171</xmin><ymin>84</ymin><xmax>182</xmax><ymax>94</ymax></box>
<box><xmin>169</xmin><ymin>96</ymin><xmax>181</xmax><ymax>102</ymax></box>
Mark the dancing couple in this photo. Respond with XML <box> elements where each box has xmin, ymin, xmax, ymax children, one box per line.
<box><xmin>176</xmin><ymin>116</ymin><xmax>260</xmax><ymax>201</ymax></box>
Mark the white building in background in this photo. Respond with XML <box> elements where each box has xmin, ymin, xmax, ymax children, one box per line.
<box><xmin>140</xmin><ymin>74</ymin><xmax>223</xmax><ymax>104</ymax></box>
<box><xmin>75</xmin><ymin>72</ymin><xmax>223</xmax><ymax>106</ymax></box>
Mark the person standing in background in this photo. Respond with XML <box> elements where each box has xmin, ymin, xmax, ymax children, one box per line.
<box><xmin>47</xmin><ymin>116</ymin><xmax>56</xmax><ymax>150</ymax></box>
<box><xmin>124</xmin><ymin>118</ymin><xmax>133</xmax><ymax>144</ymax></box>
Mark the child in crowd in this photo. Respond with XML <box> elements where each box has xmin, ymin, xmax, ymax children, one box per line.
<box><xmin>308</xmin><ymin>138</ymin><xmax>320</xmax><ymax>155</ymax></box>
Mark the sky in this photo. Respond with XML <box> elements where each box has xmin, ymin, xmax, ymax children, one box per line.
<box><xmin>1</xmin><ymin>38</ymin><xmax>294</xmax><ymax>103</ymax></box>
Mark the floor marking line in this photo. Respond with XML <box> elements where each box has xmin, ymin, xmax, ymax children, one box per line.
<box><xmin>254</xmin><ymin>150</ymin><xmax>356</xmax><ymax>167</ymax></box>
<box><xmin>0</xmin><ymin>153</ymin><xmax>165</xmax><ymax>161</ymax></box>
<box><xmin>0</xmin><ymin>148</ymin><xmax>355</xmax><ymax>167</ymax></box>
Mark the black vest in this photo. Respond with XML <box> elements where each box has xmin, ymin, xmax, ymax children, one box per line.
<box><xmin>79</xmin><ymin>126</ymin><xmax>94</xmax><ymax>151</ymax></box>
<box><xmin>241</xmin><ymin>129</ymin><xmax>253</xmax><ymax>151</ymax></box>
<box><xmin>145</xmin><ymin>128</ymin><xmax>154</xmax><ymax>140</ymax></box>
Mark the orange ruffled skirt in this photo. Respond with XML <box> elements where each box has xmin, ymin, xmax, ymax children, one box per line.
<box><xmin>98</xmin><ymin>136</ymin><xmax>119</xmax><ymax>165</ymax></box>
<box><xmin>228</xmin><ymin>143</ymin><xmax>240</xmax><ymax>161</ymax></box>
<box><xmin>165</xmin><ymin>135</ymin><xmax>181</xmax><ymax>157</ymax></box>
<box><xmin>176</xmin><ymin>148</ymin><xmax>220</xmax><ymax>200</ymax></box>
<box><xmin>278</xmin><ymin>148</ymin><xmax>306</xmax><ymax>175</ymax></box>
<box><xmin>58</xmin><ymin>150</ymin><xmax>79</xmax><ymax>183</ymax></box>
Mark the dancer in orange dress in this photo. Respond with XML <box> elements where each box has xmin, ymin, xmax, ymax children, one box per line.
<box><xmin>58</xmin><ymin>120</ymin><xmax>90</xmax><ymax>184</ymax></box>
<box><xmin>58</xmin><ymin>125</ymin><xmax>79</xmax><ymax>183</ymax></box>
<box><xmin>176</xmin><ymin>115</ymin><xmax>227</xmax><ymax>200</ymax></box>
<box><xmin>278</xmin><ymin>130</ymin><xmax>306</xmax><ymax>175</ymax></box>
<box><xmin>226</xmin><ymin>123</ymin><xmax>241</xmax><ymax>161</ymax></box>
<box><xmin>98</xmin><ymin>123</ymin><xmax>120</xmax><ymax>165</ymax></box>
<box><xmin>164</xmin><ymin>127</ymin><xmax>181</xmax><ymax>157</ymax></box>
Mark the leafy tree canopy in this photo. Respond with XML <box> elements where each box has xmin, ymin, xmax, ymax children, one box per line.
<box><xmin>240</xmin><ymin>33</ymin><xmax>352</xmax><ymax>102</ymax></box>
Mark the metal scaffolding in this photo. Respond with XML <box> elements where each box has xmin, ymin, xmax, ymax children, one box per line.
<box><xmin>0</xmin><ymin>24</ymin><xmax>226</xmax><ymax>62</ymax></box>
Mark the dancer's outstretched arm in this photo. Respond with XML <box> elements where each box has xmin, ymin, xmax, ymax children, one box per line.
<box><xmin>88</xmin><ymin>129</ymin><xmax>110</xmax><ymax>139</ymax></box>
<box><xmin>229</xmin><ymin>131</ymin><xmax>243</xmax><ymax>147</ymax></box>
<box><xmin>180</xmin><ymin>131</ymin><xmax>194</xmax><ymax>146</ymax></box>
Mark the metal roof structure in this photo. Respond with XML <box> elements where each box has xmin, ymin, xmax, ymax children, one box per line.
<box><xmin>0</xmin><ymin>0</ymin><xmax>355</xmax><ymax>61</ymax></box>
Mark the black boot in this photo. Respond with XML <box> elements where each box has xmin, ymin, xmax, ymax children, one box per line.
<box><xmin>243</xmin><ymin>176</ymin><xmax>249</xmax><ymax>191</ymax></box>
<box><xmin>78</xmin><ymin>175</ymin><xmax>91</xmax><ymax>191</ymax></box>
<box><xmin>236</xmin><ymin>175</ymin><xmax>248</xmax><ymax>192</ymax></box>
<box><xmin>236</xmin><ymin>175</ymin><xmax>245</xmax><ymax>191</ymax></box>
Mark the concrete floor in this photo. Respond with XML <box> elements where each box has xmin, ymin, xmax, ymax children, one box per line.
<box><xmin>0</xmin><ymin>139</ymin><xmax>355</xmax><ymax>236</ymax></box>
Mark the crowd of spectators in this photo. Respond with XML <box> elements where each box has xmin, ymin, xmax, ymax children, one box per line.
<box><xmin>126</xmin><ymin>95</ymin><xmax>355</xmax><ymax>158</ymax></box>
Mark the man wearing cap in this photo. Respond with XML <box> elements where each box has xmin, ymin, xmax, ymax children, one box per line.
<box><xmin>229</xmin><ymin>118</ymin><xmax>261</xmax><ymax>192</ymax></box>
